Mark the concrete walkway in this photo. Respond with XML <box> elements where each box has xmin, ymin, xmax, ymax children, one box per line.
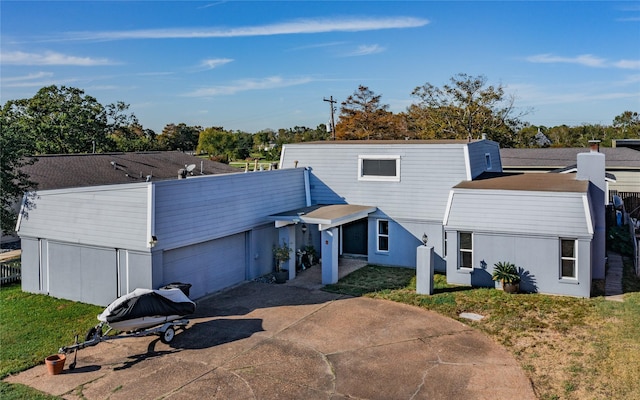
<box><xmin>6</xmin><ymin>279</ymin><xmax>536</xmax><ymax>399</ymax></box>
<box><xmin>605</xmin><ymin>252</ymin><xmax>625</xmax><ymax>302</ymax></box>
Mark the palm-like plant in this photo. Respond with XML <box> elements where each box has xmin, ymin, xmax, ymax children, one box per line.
<box><xmin>492</xmin><ymin>262</ymin><xmax>520</xmax><ymax>284</ymax></box>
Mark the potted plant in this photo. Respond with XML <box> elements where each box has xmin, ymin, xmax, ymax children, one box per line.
<box><xmin>492</xmin><ymin>261</ymin><xmax>520</xmax><ymax>294</ymax></box>
<box><xmin>302</xmin><ymin>245</ymin><xmax>317</xmax><ymax>266</ymax></box>
<box><xmin>273</xmin><ymin>241</ymin><xmax>292</xmax><ymax>283</ymax></box>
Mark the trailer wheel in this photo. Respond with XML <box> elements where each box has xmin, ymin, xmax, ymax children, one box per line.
<box><xmin>160</xmin><ymin>327</ymin><xmax>175</xmax><ymax>344</ymax></box>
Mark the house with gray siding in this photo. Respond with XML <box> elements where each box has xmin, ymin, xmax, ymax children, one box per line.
<box><xmin>18</xmin><ymin>168</ymin><xmax>307</xmax><ymax>305</ymax></box>
<box><xmin>16</xmin><ymin>140</ymin><xmax>606</xmax><ymax>304</ymax></box>
<box><xmin>279</xmin><ymin>140</ymin><xmax>502</xmax><ymax>274</ymax></box>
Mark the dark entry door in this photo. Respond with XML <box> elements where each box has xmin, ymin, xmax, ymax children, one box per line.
<box><xmin>342</xmin><ymin>219</ymin><xmax>368</xmax><ymax>255</ymax></box>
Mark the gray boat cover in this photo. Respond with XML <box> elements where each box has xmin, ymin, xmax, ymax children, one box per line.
<box><xmin>98</xmin><ymin>288</ymin><xmax>196</xmax><ymax>324</ymax></box>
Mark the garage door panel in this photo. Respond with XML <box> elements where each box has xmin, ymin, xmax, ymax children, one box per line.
<box><xmin>162</xmin><ymin>234</ymin><xmax>245</xmax><ymax>299</ymax></box>
<box><xmin>47</xmin><ymin>242</ymin><xmax>117</xmax><ymax>306</ymax></box>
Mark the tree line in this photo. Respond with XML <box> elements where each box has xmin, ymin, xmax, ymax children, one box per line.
<box><xmin>2</xmin><ymin>77</ymin><xmax>638</xmax><ymax>232</ymax></box>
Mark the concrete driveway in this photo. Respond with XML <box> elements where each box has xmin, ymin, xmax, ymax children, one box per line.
<box><xmin>7</xmin><ymin>281</ymin><xmax>536</xmax><ymax>399</ymax></box>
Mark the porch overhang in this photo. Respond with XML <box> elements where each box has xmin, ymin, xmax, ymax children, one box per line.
<box><xmin>268</xmin><ymin>204</ymin><xmax>377</xmax><ymax>231</ymax></box>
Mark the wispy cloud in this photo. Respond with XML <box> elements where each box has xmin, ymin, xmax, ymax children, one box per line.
<box><xmin>199</xmin><ymin>58</ymin><xmax>234</xmax><ymax>70</ymax></box>
<box><xmin>526</xmin><ymin>53</ymin><xmax>607</xmax><ymax>68</ymax></box>
<box><xmin>526</xmin><ymin>53</ymin><xmax>640</xmax><ymax>70</ymax></box>
<box><xmin>55</xmin><ymin>17</ymin><xmax>429</xmax><ymax>42</ymax></box>
<box><xmin>344</xmin><ymin>44</ymin><xmax>385</xmax><ymax>57</ymax></box>
<box><xmin>1</xmin><ymin>71</ymin><xmax>53</xmax><ymax>82</ymax></box>
<box><xmin>184</xmin><ymin>76</ymin><xmax>313</xmax><ymax>97</ymax></box>
<box><xmin>0</xmin><ymin>50</ymin><xmax>115</xmax><ymax>66</ymax></box>
<box><xmin>613</xmin><ymin>59</ymin><xmax>640</xmax><ymax>69</ymax></box>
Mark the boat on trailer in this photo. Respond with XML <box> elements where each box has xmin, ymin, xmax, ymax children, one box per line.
<box><xmin>59</xmin><ymin>285</ymin><xmax>195</xmax><ymax>370</ymax></box>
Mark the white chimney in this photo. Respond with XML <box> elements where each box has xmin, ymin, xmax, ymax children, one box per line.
<box><xmin>577</xmin><ymin>140</ymin><xmax>605</xmax><ymax>280</ymax></box>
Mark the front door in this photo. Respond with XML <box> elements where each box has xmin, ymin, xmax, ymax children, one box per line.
<box><xmin>342</xmin><ymin>219</ymin><xmax>368</xmax><ymax>256</ymax></box>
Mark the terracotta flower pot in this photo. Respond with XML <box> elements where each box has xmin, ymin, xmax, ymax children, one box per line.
<box><xmin>45</xmin><ymin>354</ymin><xmax>66</xmax><ymax>375</ymax></box>
<box><xmin>503</xmin><ymin>282</ymin><xmax>520</xmax><ymax>294</ymax></box>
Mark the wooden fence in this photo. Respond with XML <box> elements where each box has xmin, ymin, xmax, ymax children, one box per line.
<box><xmin>1</xmin><ymin>259</ymin><xmax>21</xmax><ymax>285</ymax></box>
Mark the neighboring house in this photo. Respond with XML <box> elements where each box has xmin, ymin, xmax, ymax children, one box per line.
<box><xmin>19</xmin><ymin>151</ymin><xmax>240</xmax><ymax>190</ymax></box>
<box><xmin>16</xmin><ymin>141</ymin><xmax>607</xmax><ymax>304</ymax></box>
<box><xmin>500</xmin><ymin>147</ymin><xmax>640</xmax><ymax>192</ymax></box>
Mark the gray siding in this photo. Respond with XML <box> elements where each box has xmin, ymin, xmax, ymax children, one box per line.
<box><xmin>162</xmin><ymin>233</ymin><xmax>246</xmax><ymax>299</ymax></box>
<box><xmin>281</xmin><ymin>142</ymin><xmax>488</xmax><ymax>222</ymax></box>
<box><xmin>18</xmin><ymin>184</ymin><xmax>150</xmax><ymax>251</ymax></box>
<box><xmin>153</xmin><ymin>168</ymin><xmax>306</xmax><ymax>250</ymax></box>
<box><xmin>445</xmin><ymin>231</ymin><xmax>591</xmax><ymax>298</ymax></box>
<box><xmin>445</xmin><ymin>189</ymin><xmax>592</xmax><ymax>238</ymax></box>
<box><xmin>467</xmin><ymin>140</ymin><xmax>503</xmax><ymax>178</ymax></box>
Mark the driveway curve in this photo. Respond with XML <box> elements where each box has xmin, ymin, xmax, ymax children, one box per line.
<box><xmin>7</xmin><ymin>282</ymin><xmax>536</xmax><ymax>399</ymax></box>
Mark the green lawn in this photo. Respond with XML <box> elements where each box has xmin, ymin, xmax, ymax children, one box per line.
<box><xmin>0</xmin><ymin>283</ymin><xmax>103</xmax><ymax>399</ymax></box>
<box><xmin>325</xmin><ymin>261</ymin><xmax>640</xmax><ymax>400</ymax></box>
<box><xmin>2</xmin><ymin>258</ymin><xmax>639</xmax><ymax>399</ymax></box>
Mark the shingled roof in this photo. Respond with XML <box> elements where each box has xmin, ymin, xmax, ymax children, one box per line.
<box><xmin>500</xmin><ymin>147</ymin><xmax>640</xmax><ymax>170</ymax></box>
<box><xmin>21</xmin><ymin>151</ymin><xmax>241</xmax><ymax>191</ymax></box>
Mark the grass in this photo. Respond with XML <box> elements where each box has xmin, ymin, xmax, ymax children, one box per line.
<box><xmin>0</xmin><ymin>283</ymin><xmax>103</xmax><ymax>399</ymax></box>
<box><xmin>1</xmin><ymin>257</ymin><xmax>638</xmax><ymax>399</ymax></box>
<box><xmin>325</xmin><ymin>260</ymin><xmax>640</xmax><ymax>400</ymax></box>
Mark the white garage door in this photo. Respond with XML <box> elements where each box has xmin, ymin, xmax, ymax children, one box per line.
<box><xmin>162</xmin><ymin>233</ymin><xmax>246</xmax><ymax>299</ymax></box>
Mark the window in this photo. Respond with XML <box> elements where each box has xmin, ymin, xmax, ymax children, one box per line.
<box><xmin>560</xmin><ymin>239</ymin><xmax>577</xmax><ymax>279</ymax></box>
<box><xmin>458</xmin><ymin>232</ymin><xmax>473</xmax><ymax>269</ymax></box>
<box><xmin>377</xmin><ymin>220</ymin><xmax>389</xmax><ymax>252</ymax></box>
<box><xmin>358</xmin><ymin>155</ymin><xmax>400</xmax><ymax>181</ymax></box>
<box><xmin>485</xmin><ymin>153</ymin><xmax>492</xmax><ymax>170</ymax></box>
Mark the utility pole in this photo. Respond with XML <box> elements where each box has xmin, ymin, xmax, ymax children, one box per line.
<box><xmin>323</xmin><ymin>96</ymin><xmax>337</xmax><ymax>140</ymax></box>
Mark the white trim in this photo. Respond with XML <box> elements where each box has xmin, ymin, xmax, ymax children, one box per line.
<box><xmin>147</xmin><ymin>183</ymin><xmax>155</xmax><ymax>249</ymax></box>
<box><xmin>443</xmin><ymin>190</ymin><xmax>455</xmax><ymax>225</ymax></box>
<box><xmin>15</xmin><ymin>193</ymin><xmax>28</xmax><ymax>231</ymax></box>
<box><xmin>376</xmin><ymin>219</ymin><xmax>389</xmax><ymax>252</ymax></box>
<box><xmin>560</xmin><ymin>238</ymin><xmax>578</xmax><ymax>280</ymax></box>
<box><xmin>357</xmin><ymin>155</ymin><xmax>401</xmax><ymax>182</ymax></box>
<box><xmin>463</xmin><ymin>146</ymin><xmax>472</xmax><ymax>181</ymax></box>
<box><xmin>485</xmin><ymin>153</ymin><xmax>492</xmax><ymax>171</ymax></box>
<box><xmin>458</xmin><ymin>231</ymin><xmax>473</xmax><ymax>270</ymax></box>
<box><xmin>582</xmin><ymin>195</ymin><xmax>594</xmax><ymax>235</ymax></box>
<box><xmin>303</xmin><ymin>167</ymin><xmax>312</xmax><ymax>206</ymax></box>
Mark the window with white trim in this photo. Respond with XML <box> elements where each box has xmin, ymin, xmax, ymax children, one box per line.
<box><xmin>458</xmin><ymin>232</ymin><xmax>473</xmax><ymax>269</ymax></box>
<box><xmin>485</xmin><ymin>153</ymin><xmax>492</xmax><ymax>170</ymax></box>
<box><xmin>358</xmin><ymin>155</ymin><xmax>400</xmax><ymax>182</ymax></box>
<box><xmin>560</xmin><ymin>239</ymin><xmax>577</xmax><ymax>279</ymax></box>
<box><xmin>377</xmin><ymin>219</ymin><xmax>389</xmax><ymax>252</ymax></box>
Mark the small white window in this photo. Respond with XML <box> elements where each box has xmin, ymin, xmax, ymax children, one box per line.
<box><xmin>458</xmin><ymin>232</ymin><xmax>473</xmax><ymax>270</ymax></box>
<box><xmin>560</xmin><ymin>239</ymin><xmax>577</xmax><ymax>279</ymax></box>
<box><xmin>377</xmin><ymin>220</ymin><xmax>389</xmax><ymax>252</ymax></box>
<box><xmin>485</xmin><ymin>153</ymin><xmax>492</xmax><ymax>170</ymax></box>
<box><xmin>358</xmin><ymin>155</ymin><xmax>400</xmax><ymax>182</ymax></box>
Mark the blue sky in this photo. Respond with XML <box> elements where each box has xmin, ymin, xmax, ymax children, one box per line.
<box><xmin>2</xmin><ymin>1</ymin><xmax>639</xmax><ymax>134</ymax></box>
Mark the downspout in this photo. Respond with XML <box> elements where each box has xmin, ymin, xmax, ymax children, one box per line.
<box><xmin>304</xmin><ymin>167</ymin><xmax>312</xmax><ymax>207</ymax></box>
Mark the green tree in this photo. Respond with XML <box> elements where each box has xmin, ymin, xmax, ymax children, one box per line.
<box><xmin>196</xmin><ymin>128</ymin><xmax>236</xmax><ymax>162</ymax></box>
<box><xmin>158</xmin><ymin>123</ymin><xmax>201</xmax><ymax>152</ymax></box>
<box><xmin>0</xmin><ymin>106</ymin><xmax>37</xmax><ymax>233</ymax></box>
<box><xmin>6</xmin><ymin>85</ymin><xmax>114</xmax><ymax>154</ymax></box>
<box><xmin>612</xmin><ymin>111</ymin><xmax>640</xmax><ymax>138</ymax></box>
<box><xmin>408</xmin><ymin>73</ymin><xmax>527</xmax><ymax>147</ymax></box>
